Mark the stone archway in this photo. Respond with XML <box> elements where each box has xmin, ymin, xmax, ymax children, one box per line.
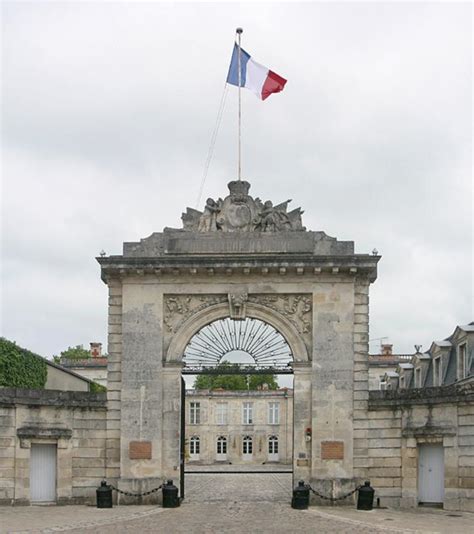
<box><xmin>166</xmin><ymin>301</ymin><xmax>310</xmax><ymax>364</ymax></box>
<box><xmin>98</xmin><ymin>180</ymin><xmax>379</xmax><ymax>503</ymax></box>
<box><xmin>161</xmin><ymin>299</ymin><xmax>312</xmax><ymax>491</ymax></box>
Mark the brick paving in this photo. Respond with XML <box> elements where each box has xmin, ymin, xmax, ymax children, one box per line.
<box><xmin>1</xmin><ymin>474</ymin><xmax>473</xmax><ymax>533</ymax></box>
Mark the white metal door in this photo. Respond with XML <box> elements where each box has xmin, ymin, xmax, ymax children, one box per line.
<box><xmin>30</xmin><ymin>444</ymin><xmax>57</xmax><ymax>503</ymax></box>
<box><xmin>418</xmin><ymin>444</ymin><xmax>444</xmax><ymax>504</ymax></box>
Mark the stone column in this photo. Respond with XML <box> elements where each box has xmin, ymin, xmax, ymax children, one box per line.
<box><xmin>293</xmin><ymin>362</ymin><xmax>312</xmax><ymax>483</ymax></box>
<box><xmin>105</xmin><ymin>278</ymin><xmax>122</xmax><ymax>485</ymax></box>
<box><xmin>161</xmin><ymin>363</ymin><xmax>183</xmax><ymax>488</ymax></box>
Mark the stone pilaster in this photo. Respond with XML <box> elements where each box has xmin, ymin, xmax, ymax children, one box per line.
<box><xmin>106</xmin><ymin>278</ymin><xmax>122</xmax><ymax>484</ymax></box>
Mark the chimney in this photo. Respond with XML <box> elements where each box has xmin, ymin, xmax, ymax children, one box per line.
<box><xmin>381</xmin><ymin>344</ymin><xmax>393</xmax><ymax>356</ymax></box>
<box><xmin>90</xmin><ymin>342</ymin><xmax>102</xmax><ymax>358</ymax></box>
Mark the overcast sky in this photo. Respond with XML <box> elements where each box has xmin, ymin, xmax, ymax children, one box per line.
<box><xmin>1</xmin><ymin>1</ymin><xmax>472</xmax><ymax>364</ymax></box>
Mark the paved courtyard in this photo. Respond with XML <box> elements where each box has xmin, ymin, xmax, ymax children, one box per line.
<box><xmin>1</xmin><ymin>474</ymin><xmax>473</xmax><ymax>533</ymax></box>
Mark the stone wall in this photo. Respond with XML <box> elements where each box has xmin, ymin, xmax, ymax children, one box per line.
<box><xmin>367</xmin><ymin>383</ymin><xmax>474</xmax><ymax>512</ymax></box>
<box><xmin>0</xmin><ymin>388</ymin><xmax>106</xmax><ymax>505</ymax></box>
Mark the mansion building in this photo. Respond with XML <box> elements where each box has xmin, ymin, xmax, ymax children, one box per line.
<box><xmin>185</xmin><ymin>389</ymin><xmax>293</xmax><ymax>465</ymax></box>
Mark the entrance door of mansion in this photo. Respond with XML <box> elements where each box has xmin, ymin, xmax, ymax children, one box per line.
<box><xmin>97</xmin><ymin>180</ymin><xmax>379</xmax><ymax>502</ymax></box>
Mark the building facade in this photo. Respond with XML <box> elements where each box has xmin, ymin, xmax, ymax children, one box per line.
<box><xmin>367</xmin><ymin>323</ymin><xmax>474</xmax><ymax>511</ymax></box>
<box><xmin>185</xmin><ymin>389</ymin><xmax>293</xmax><ymax>465</ymax></box>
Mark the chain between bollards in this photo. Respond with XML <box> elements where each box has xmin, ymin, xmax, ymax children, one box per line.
<box><xmin>110</xmin><ymin>484</ymin><xmax>163</xmax><ymax>498</ymax></box>
<box><xmin>308</xmin><ymin>484</ymin><xmax>362</xmax><ymax>502</ymax></box>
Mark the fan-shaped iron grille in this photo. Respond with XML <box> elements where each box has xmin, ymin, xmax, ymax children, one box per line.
<box><xmin>183</xmin><ymin>317</ymin><xmax>293</xmax><ymax>372</ymax></box>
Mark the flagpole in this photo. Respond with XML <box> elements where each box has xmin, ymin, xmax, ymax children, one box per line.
<box><xmin>236</xmin><ymin>27</ymin><xmax>243</xmax><ymax>181</ymax></box>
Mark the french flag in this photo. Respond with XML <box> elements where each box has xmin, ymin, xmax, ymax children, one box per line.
<box><xmin>227</xmin><ymin>44</ymin><xmax>287</xmax><ymax>101</ymax></box>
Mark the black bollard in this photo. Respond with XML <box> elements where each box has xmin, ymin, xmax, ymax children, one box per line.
<box><xmin>162</xmin><ymin>479</ymin><xmax>180</xmax><ymax>508</ymax></box>
<box><xmin>291</xmin><ymin>480</ymin><xmax>310</xmax><ymax>509</ymax></box>
<box><xmin>96</xmin><ymin>480</ymin><xmax>113</xmax><ymax>508</ymax></box>
<box><xmin>357</xmin><ymin>481</ymin><xmax>375</xmax><ymax>510</ymax></box>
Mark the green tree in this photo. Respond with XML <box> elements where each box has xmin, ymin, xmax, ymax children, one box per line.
<box><xmin>248</xmin><ymin>374</ymin><xmax>279</xmax><ymax>390</ymax></box>
<box><xmin>193</xmin><ymin>363</ymin><xmax>279</xmax><ymax>390</ymax></box>
<box><xmin>0</xmin><ymin>338</ymin><xmax>48</xmax><ymax>389</ymax></box>
<box><xmin>54</xmin><ymin>345</ymin><xmax>90</xmax><ymax>361</ymax></box>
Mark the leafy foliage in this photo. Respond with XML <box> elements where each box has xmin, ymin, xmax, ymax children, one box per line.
<box><xmin>55</xmin><ymin>345</ymin><xmax>91</xmax><ymax>360</ymax></box>
<box><xmin>90</xmin><ymin>382</ymin><xmax>107</xmax><ymax>393</ymax></box>
<box><xmin>193</xmin><ymin>363</ymin><xmax>278</xmax><ymax>390</ymax></box>
<box><xmin>0</xmin><ymin>338</ymin><xmax>48</xmax><ymax>389</ymax></box>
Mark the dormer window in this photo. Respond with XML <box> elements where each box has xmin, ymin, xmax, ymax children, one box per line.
<box><xmin>458</xmin><ymin>344</ymin><xmax>467</xmax><ymax>380</ymax></box>
<box><xmin>433</xmin><ymin>357</ymin><xmax>441</xmax><ymax>386</ymax></box>
<box><xmin>415</xmin><ymin>367</ymin><xmax>421</xmax><ymax>388</ymax></box>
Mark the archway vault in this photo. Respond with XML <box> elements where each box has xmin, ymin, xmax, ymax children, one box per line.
<box><xmin>165</xmin><ymin>301</ymin><xmax>310</xmax><ymax>364</ymax></box>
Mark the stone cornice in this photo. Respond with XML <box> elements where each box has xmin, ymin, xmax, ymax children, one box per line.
<box><xmin>0</xmin><ymin>388</ymin><xmax>107</xmax><ymax>408</ymax></box>
<box><xmin>97</xmin><ymin>254</ymin><xmax>380</xmax><ymax>284</ymax></box>
<box><xmin>369</xmin><ymin>381</ymin><xmax>474</xmax><ymax>409</ymax></box>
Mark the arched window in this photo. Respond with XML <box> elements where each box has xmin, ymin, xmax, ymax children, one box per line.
<box><xmin>242</xmin><ymin>435</ymin><xmax>253</xmax><ymax>456</ymax></box>
<box><xmin>217</xmin><ymin>436</ymin><xmax>227</xmax><ymax>455</ymax></box>
<box><xmin>268</xmin><ymin>435</ymin><xmax>279</xmax><ymax>461</ymax></box>
<box><xmin>268</xmin><ymin>435</ymin><xmax>278</xmax><ymax>454</ymax></box>
<box><xmin>189</xmin><ymin>436</ymin><xmax>200</xmax><ymax>458</ymax></box>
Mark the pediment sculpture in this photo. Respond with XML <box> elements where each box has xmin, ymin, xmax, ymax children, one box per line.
<box><xmin>181</xmin><ymin>181</ymin><xmax>305</xmax><ymax>233</ymax></box>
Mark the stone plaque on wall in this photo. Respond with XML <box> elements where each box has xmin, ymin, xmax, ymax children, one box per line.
<box><xmin>321</xmin><ymin>441</ymin><xmax>344</xmax><ymax>460</ymax></box>
<box><xmin>129</xmin><ymin>441</ymin><xmax>152</xmax><ymax>460</ymax></box>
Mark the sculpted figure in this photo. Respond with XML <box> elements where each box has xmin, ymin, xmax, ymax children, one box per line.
<box><xmin>198</xmin><ymin>198</ymin><xmax>221</xmax><ymax>232</ymax></box>
<box><xmin>260</xmin><ymin>201</ymin><xmax>278</xmax><ymax>232</ymax></box>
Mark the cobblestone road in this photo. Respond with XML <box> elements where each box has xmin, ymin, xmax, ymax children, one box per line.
<box><xmin>1</xmin><ymin>474</ymin><xmax>473</xmax><ymax>534</ymax></box>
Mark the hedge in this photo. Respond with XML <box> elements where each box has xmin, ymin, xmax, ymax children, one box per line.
<box><xmin>0</xmin><ymin>338</ymin><xmax>48</xmax><ymax>389</ymax></box>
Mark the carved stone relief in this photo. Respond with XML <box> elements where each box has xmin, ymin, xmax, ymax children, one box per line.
<box><xmin>164</xmin><ymin>294</ymin><xmax>228</xmax><ymax>334</ymax></box>
<box><xmin>228</xmin><ymin>292</ymin><xmax>248</xmax><ymax>320</ymax></box>
<box><xmin>181</xmin><ymin>180</ymin><xmax>305</xmax><ymax>233</ymax></box>
<box><xmin>247</xmin><ymin>294</ymin><xmax>312</xmax><ymax>351</ymax></box>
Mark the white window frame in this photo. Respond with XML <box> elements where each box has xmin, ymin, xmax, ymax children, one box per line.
<box><xmin>189</xmin><ymin>436</ymin><xmax>200</xmax><ymax>455</ymax></box>
<box><xmin>216</xmin><ymin>403</ymin><xmax>228</xmax><ymax>425</ymax></box>
<box><xmin>458</xmin><ymin>343</ymin><xmax>467</xmax><ymax>380</ymax></box>
<box><xmin>268</xmin><ymin>402</ymin><xmax>280</xmax><ymax>425</ymax></box>
<box><xmin>216</xmin><ymin>436</ymin><xmax>227</xmax><ymax>455</ymax></box>
<box><xmin>242</xmin><ymin>435</ymin><xmax>253</xmax><ymax>455</ymax></box>
<box><xmin>268</xmin><ymin>435</ymin><xmax>279</xmax><ymax>454</ymax></box>
<box><xmin>243</xmin><ymin>402</ymin><xmax>253</xmax><ymax>425</ymax></box>
<box><xmin>190</xmin><ymin>402</ymin><xmax>201</xmax><ymax>425</ymax></box>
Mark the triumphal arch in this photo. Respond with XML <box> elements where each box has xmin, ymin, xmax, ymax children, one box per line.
<box><xmin>98</xmin><ymin>180</ymin><xmax>379</xmax><ymax>502</ymax></box>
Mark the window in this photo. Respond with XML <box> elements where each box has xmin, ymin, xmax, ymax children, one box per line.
<box><xmin>433</xmin><ymin>357</ymin><xmax>441</xmax><ymax>386</ymax></box>
<box><xmin>189</xmin><ymin>436</ymin><xmax>200</xmax><ymax>455</ymax></box>
<box><xmin>190</xmin><ymin>402</ymin><xmax>200</xmax><ymax>424</ymax></box>
<box><xmin>268</xmin><ymin>435</ymin><xmax>278</xmax><ymax>454</ymax></box>
<box><xmin>400</xmin><ymin>376</ymin><xmax>405</xmax><ymax>388</ymax></box>
<box><xmin>268</xmin><ymin>402</ymin><xmax>280</xmax><ymax>424</ymax></box>
<box><xmin>216</xmin><ymin>403</ymin><xmax>228</xmax><ymax>425</ymax></box>
<box><xmin>415</xmin><ymin>368</ymin><xmax>421</xmax><ymax>388</ymax></box>
<box><xmin>242</xmin><ymin>435</ymin><xmax>253</xmax><ymax>455</ymax></box>
<box><xmin>243</xmin><ymin>402</ymin><xmax>253</xmax><ymax>424</ymax></box>
<box><xmin>458</xmin><ymin>344</ymin><xmax>467</xmax><ymax>380</ymax></box>
<box><xmin>217</xmin><ymin>436</ymin><xmax>227</xmax><ymax>455</ymax></box>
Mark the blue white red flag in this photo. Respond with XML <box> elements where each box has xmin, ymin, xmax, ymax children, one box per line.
<box><xmin>227</xmin><ymin>44</ymin><xmax>287</xmax><ymax>100</ymax></box>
